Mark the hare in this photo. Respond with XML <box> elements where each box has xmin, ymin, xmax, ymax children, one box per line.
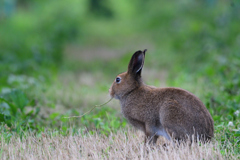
<box><xmin>109</xmin><ymin>49</ymin><xmax>214</xmax><ymax>144</ymax></box>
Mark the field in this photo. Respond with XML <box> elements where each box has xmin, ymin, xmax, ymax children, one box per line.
<box><xmin>1</xmin><ymin>128</ymin><xmax>238</xmax><ymax>160</ymax></box>
<box><xmin>0</xmin><ymin>0</ymin><xmax>240</xmax><ymax>159</ymax></box>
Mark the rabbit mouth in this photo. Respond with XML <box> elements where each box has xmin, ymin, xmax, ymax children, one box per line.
<box><xmin>109</xmin><ymin>88</ymin><xmax>120</xmax><ymax>99</ymax></box>
<box><xmin>109</xmin><ymin>93</ymin><xmax>119</xmax><ymax>99</ymax></box>
<box><xmin>112</xmin><ymin>94</ymin><xmax>120</xmax><ymax>99</ymax></box>
<box><xmin>109</xmin><ymin>92</ymin><xmax>119</xmax><ymax>99</ymax></box>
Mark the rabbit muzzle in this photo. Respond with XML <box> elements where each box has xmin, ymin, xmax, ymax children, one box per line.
<box><xmin>109</xmin><ymin>85</ymin><xmax>114</xmax><ymax>98</ymax></box>
<box><xmin>109</xmin><ymin>85</ymin><xmax>120</xmax><ymax>99</ymax></box>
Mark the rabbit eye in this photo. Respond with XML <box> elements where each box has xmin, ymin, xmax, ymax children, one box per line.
<box><xmin>115</xmin><ymin>77</ymin><xmax>121</xmax><ymax>83</ymax></box>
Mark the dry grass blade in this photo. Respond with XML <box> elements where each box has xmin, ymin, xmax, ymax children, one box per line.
<box><xmin>64</xmin><ymin>97</ymin><xmax>113</xmax><ymax>119</ymax></box>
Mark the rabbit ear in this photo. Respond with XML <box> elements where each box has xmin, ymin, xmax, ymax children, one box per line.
<box><xmin>128</xmin><ymin>49</ymin><xmax>147</xmax><ymax>77</ymax></box>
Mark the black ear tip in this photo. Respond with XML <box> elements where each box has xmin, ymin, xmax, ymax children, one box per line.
<box><xmin>133</xmin><ymin>49</ymin><xmax>147</xmax><ymax>57</ymax></box>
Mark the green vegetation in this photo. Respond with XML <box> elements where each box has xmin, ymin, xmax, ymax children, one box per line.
<box><xmin>0</xmin><ymin>0</ymin><xmax>240</xmax><ymax>158</ymax></box>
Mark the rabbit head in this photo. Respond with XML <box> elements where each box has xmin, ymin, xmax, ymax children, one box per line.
<box><xmin>109</xmin><ymin>50</ymin><xmax>147</xmax><ymax>100</ymax></box>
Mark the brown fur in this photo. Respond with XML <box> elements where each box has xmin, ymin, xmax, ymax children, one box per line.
<box><xmin>109</xmin><ymin>50</ymin><xmax>214</xmax><ymax>144</ymax></box>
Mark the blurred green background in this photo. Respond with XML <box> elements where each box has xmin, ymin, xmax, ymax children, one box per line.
<box><xmin>0</xmin><ymin>0</ymin><xmax>240</xmax><ymax>153</ymax></box>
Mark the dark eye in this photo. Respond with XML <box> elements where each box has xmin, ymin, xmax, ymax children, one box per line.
<box><xmin>115</xmin><ymin>77</ymin><xmax>121</xmax><ymax>83</ymax></box>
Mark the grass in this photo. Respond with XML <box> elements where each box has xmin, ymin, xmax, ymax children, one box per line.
<box><xmin>1</xmin><ymin>128</ymin><xmax>239</xmax><ymax>160</ymax></box>
<box><xmin>1</xmin><ymin>54</ymin><xmax>239</xmax><ymax>159</ymax></box>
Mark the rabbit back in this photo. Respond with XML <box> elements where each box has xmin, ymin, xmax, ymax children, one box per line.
<box><xmin>158</xmin><ymin>88</ymin><xmax>214</xmax><ymax>141</ymax></box>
